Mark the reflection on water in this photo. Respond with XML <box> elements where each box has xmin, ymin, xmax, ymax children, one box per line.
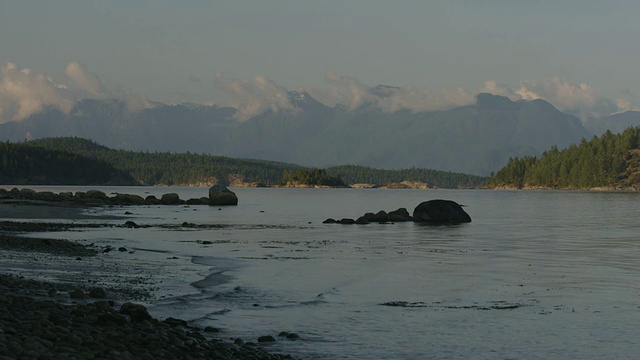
<box><xmin>5</xmin><ymin>187</ymin><xmax>640</xmax><ymax>359</ymax></box>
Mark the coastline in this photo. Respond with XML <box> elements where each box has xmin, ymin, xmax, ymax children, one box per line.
<box><xmin>0</xmin><ymin>202</ymin><xmax>297</xmax><ymax>359</ymax></box>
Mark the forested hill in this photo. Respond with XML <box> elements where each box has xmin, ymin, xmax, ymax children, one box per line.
<box><xmin>19</xmin><ymin>137</ymin><xmax>486</xmax><ymax>187</ymax></box>
<box><xmin>487</xmin><ymin>127</ymin><xmax>640</xmax><ymax>190</ymax></box>
<box><xmin>25</xmin><ymin>137</ymin><xmax>300</xmax><ymax>186</ymax></box>
<box><xmin>0</xmin><ymin>142</ymin><xmax>137</xmax><ymax>185</ymax></box>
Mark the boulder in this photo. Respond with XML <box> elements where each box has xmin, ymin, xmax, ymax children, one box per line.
<box><xmin>413</xmin><ymin>200</ymin><xmax>471</xmax><ymax>224</ymax></box>
<box><xmin>208</xmin><ymin>185</ymin><xmax>238</xmax><ymax>206</ymax></box>
<box><xmin>119</xmin><ymin>302</ymin><xmax>152</xmax><ymax>323</ymax></box>
<box><xmin>19</xmin><ymin>188</ymin><xmax>36</xmax><ymax>198</ymax></box>
<box><xmin>85</xmin><ymin>190</ymin><xmax>107</xmax><ymax>200</ymax></box>
<box><xmin>144</xmin><ymin>195</ymin><xmax>161</xmax><ymax>205</ymax></box>
<box><xmin>388</xmin><ymin>208</ymin><xmax>413</xmax><ymax>222</ymax></box>
<box><xmin>338</xmin><ymin>218</ymin><xmax>356</xmax><ymax>224</ymax></box>
<box><xmin>368</xmin><ymin>210</ymin><xmax>389</xmax><ymax>223</ymax></box>
<box><xmin>112</xmin><ymin>193</ymin><xmax>146</xmax><ymax>205</ymax></box>
<box><xmin>160</xmin><ymin>193</ymin><xmax>180</xmax><ymax>205</ymax></box>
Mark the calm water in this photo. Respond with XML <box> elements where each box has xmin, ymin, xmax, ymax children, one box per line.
<box><xmin>5</xmin><ymin>187</ymin><xmax>640</xmax><ymax>359</ymax></box>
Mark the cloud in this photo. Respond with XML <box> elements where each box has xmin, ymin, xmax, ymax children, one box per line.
<box><xmin>65</xmin><ymin>62</ymin><xmax>109</xmax><ymax>99</ymax></box>
<box><xmin>65</xmin><ymin>62</ymin><xmax>153</xmax><ymax>111</ymax></box>
<box><xmin>0</xmin><ymin>62</ymin><xmax>75</xmax><ymax>123</ymax></box>
<box><xmin>214</xmin><ymin>73</ymin><xmax>296</xmax><ymax>121</ymax></box>
<box><xmin>303</xmin><ymin>71</ymin><xmax>475</xmax><ymax>113</ymax></box>
<box><xmin>0</xmin><ymin>62</ymin><xmax>153</xmax><ymax>123</ymax></box>
<box><xmin>513</xmin><ymin>77</ymin><xmax>622</xmax><ymax>120</ymax></box>
<box><xmin>478</xmin><ymin>80</ymin><xmax>518</xmax><ymax>99</ymax></box>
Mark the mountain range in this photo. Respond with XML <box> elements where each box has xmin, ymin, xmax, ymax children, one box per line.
<box><xmin>1</xmin><ymin>90</ymin><xmax>638</xmax><ymax>176</ymax></box>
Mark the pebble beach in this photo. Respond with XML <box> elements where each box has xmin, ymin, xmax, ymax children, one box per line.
<box><xmin>0</xmin><ymin>202</ymin><xmax>297</xmax><ymax>360</ymax></box>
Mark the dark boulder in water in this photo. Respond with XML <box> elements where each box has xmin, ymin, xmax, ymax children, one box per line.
<box><xmin>413</xmin><ymin>199</ymin><xmax>471</xmax><ymax>223</ymax></box>
<box><xmin>208</xmin><ymin>185</ymin><xmax>238</xmax><ymax>206</ymax></box>
<box><xmin>388</xmin><ymin>208</ymin><xmax>413</xmax><ymax>222</ymax></box>
<box><xmin>363</xmin><ymin>210</ymin><xmax>389</xmax><ymax>223</ymax></box>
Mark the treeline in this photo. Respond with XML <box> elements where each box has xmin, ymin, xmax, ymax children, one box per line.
<box><xmin>488</xmin><ymin>128</ymin><xmax>640</xmax><ymax>189</ymax></box>
<box><xmin>26</xmin><ymin>137</ymin><xmax>300</xmax><ymax>186</ymax></box>
<box><xmin>326</xmin><ymin>165</ymin><xmax>486</xmax><ymax>188</ymax></box>
<box><xmin>0</xmin><ymin>142</ymin><xmax>136</xmax><ymax>185</ymax></box>
<box><xmin>282</xmin><ymin>168</ymin><xmax>346</xmax><ymax>186</ymax></box>
<box><xmin>8</xmin><ymin>137</ymin><xmax>487</xmax><ymax>188</ymax></box>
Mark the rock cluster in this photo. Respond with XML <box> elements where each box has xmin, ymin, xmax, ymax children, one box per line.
<box><xmin>323</xmin><ymin>208</ymin><xmax>413</xmax><ymax>224</ymax></box>
<box><xmin>0</xmin><ymin>186</ymin><xmax>239</xmax><ymax>207</ymax></box>
<box><xmin>323</xmin><ymin>199</ymin><xmax>471</xmax><ymax>224</ymax></box>
<box><xmin>0</xmin><ymin>275</ymin><xmax>295</xmax><ymax>360</ymax></box>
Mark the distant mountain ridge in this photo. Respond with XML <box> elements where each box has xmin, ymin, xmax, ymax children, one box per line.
<box><xmin>0</xmin><ymin>90</ymin><xmax>608</xmax><ymax>176</ymax></box>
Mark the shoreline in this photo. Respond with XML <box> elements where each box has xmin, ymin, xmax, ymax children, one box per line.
<box><xmin>0</xmin><ymin>202</ymin><xmax>298</xmax><ymax>359</ymax></box>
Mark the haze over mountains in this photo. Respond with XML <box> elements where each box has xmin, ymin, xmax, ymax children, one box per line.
<box><xmin>4</xmin><ymin>90</ymin><xmax>636</xmax><ymax>176</ymax></box>
<box><xmin>2</xmin><ymin>63</ymin><xmax>640</xmax><ymax>176</ymax></box>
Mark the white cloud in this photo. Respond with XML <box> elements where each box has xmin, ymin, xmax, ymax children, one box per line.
<box><xmin>65</xmin><ymin>62</ymin><xmax>109</xmax><ymax>99</ymax></box>
<box><xmin>0</xmin><ymin>62</ymin><xmax>75</xmax><ymax>123</ymax></box>
<box><xmin>214</xmin><ymin>73</ymin><xmax>296</xmax><ymax>121</ymax></box>
<box><xmin>0</xmin><ymin>62</ymin><xmax>154</xmax><ymax>123</ymax></box>
<box><xmin>303</xmin><ymin>72</ymin><xmax>475</xmax><ymax>113</ymax></box>
<box><xmin>478</xmin><ymin>80</ymin><xmax>518</xmax><ymax>100</ymax></box>
<box><xmin>517</xmin><ymin>77</ymin><xmax>622</xmax><ymax>120</ymax></box>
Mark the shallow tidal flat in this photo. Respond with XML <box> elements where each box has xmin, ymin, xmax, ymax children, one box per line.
<box><xmin>0</xmin><ymin>204</ymin><xmax>295</xmax><ymax>360</ymax></box>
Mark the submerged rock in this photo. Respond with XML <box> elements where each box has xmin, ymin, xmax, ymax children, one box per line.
<box><xmin>413</xmin><ymin>199</ymin><xmax>471</xmax><ymax>223</ymax></box>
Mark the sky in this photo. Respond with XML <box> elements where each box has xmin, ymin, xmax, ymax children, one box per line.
<box><xmin>1</xmin><ymin>0</ymin><xmax>639</xmax><ymax>122</ymax></box>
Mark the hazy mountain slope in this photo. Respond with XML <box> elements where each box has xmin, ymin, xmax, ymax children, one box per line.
<box><xmin>583</xmin><ymin>111</ymin><xmax>640</xmax><ymax>135</ymax></box>
<box><xmin>283</xmin><ymin>94</ymin><xmax>591</xmax><ymax>175</ymax></box>
<box><xmin>0</xmin><ymin>93</ymin><xmax>593</xmax><ymax>176</ymax></box>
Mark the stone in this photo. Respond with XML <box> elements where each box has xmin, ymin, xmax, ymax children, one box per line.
<box><xmin>124</xmin><ymin>221</ymin><xmax>140</xmax><ymax>229</ymax></box>
<box><xmin>338</xmin><ymin>218</ymin><xmax>355</xmax><ymax>224</ymax></box>
<box><xmin>144</xmin><ymin>195</ymin><xmax>161</xmax><ymax>205</ymax></box>
<box><xmin>322</xmin><ymin>218</ymin><xmax>337</xmax><ymax>224</ymax></box>
<box><xmin>355</xmin><ymin>217</ymin><xmax>370</xmax><ymax>225</ymax></box>
<box><xmin>70</xmin><ymin>290</ymin><xmax>87</xmax><ymax>299</ymax></box>
<box><xmin>208</xmin><ymin>185</ymin><xmax>238</xmax><ymax>206</ymax></box>
<box><xmin>112</xmin><ymin>193</ymin><xmax>146</xmax><ymax>205</ymax></box>
<box><xmin>362</xmin><ymin>211</ymin><xmax>389</xmax><ymax>222</ymax></box>
<box><xmin>388</xmin><ymin>208</ymin><xmax>413</xmax><ymax>222</ymax></box>
<box><xmin>163</xmin><ymin>317</ymin><xmax>188</xmax><ymax>327</ymax></box>
<box><xmin>160</xmin><ymin>193</ymin><xmax>180</xmax><ymax>205</ymax></box>
<box><xmin>412</xmin><ymin>199</ymin><xmax>471</xmax><ymax>223</ymax></box>
<box><xmin>85</xmin><ymin>190</ymin><xmax>107</xmax><ymax>200</ymax></box>
<box><xmin>19</xmin><ymin>188</ymin><xmax>36</xmax><ymax>198</ymax></box>
<box><xmin>36</xmin><ymin>191</ymin><xmax>58</xmax><ymax>200</ymax></box>
<box><xmin>89</xmin><ymin>287</ymin><xmax>108</xmax><ymax>299</ymax></box>
<box><xmin>204</xmin><ymin>326</ymin><xmax>220</xmax><ymax>333</ymax></box>
<box><xmin>120</xmin><ymin>302</ymin><xmax>152</xmax><ymax>323</ymax></box>
<box><xmin>97</xmin><ymin>313</ymin><xmax>129</xmax><ymax>326</ymax></box>
<box><xmin>257</xmin><ymin>335</ymin><xmax>276</xmax><ymax>343</ymax></box>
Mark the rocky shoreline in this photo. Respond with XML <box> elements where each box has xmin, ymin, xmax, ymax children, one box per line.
<box><xmin>0</xmin><ymin>204</ymin><xmax>297</xmax><ymax>359</ymax></box>
<box><xmin>0</xmin><ymin>274</ymin><xmax>295</xmax><ymax>359</ymax></box>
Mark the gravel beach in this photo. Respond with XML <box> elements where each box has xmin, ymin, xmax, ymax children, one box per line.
<box><xmin>0</xmin><ymin>202</ymin><xmax>297</xmax><ymax>360</ymax></box>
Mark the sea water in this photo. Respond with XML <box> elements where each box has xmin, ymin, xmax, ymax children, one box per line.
<box><xmin>5</xmin><ymin>187</ymin><xmax>640</xmax><ymax>359</ymax></box>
